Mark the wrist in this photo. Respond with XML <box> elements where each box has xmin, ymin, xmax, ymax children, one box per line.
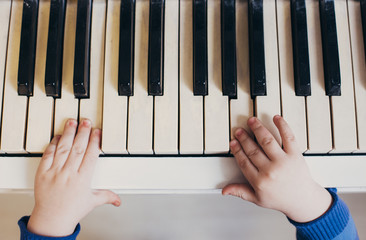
<box><xmin>285</xmin><ymin>184</ymin><xmax>333</xmax><ymax>223</ymax></box>
<box><xmin>28</xmin><ymin>209</ymin><xmax>78</xmax><ymax>237</ymax></box>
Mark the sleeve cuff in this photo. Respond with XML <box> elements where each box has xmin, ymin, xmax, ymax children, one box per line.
<box><xmin>288</xmin><ymin>188</ymin><xmax>351</xmax><ymax>240</ymax></box>
<box><xmin>18</xmin><ymin>216</ymin><xmax>80</xmax><ymax>240</ymax></box>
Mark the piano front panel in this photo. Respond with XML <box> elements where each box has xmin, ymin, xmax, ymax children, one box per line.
<box><xmin>1</xmin><ymin>156</ymin><xmax>366</xmax><ymax>191</ymax></box>
<box><xmin>0</xmin><ymin>0</ymin><xmax>366</xmax><ymax>190</ymax></box>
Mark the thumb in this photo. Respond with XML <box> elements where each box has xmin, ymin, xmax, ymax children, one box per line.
<box><xmin>93</xmin><ymin>190</ymin><xmax>121</xmax><ymax>207</ymax></box>
<box><xmin>222</xmin><ymin>183</ymin><xmax>257</xmax><ymax>203</ymax></box>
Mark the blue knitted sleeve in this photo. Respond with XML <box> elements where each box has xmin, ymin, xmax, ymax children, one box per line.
<box><xmin>18</xmin><ymin>216</ymin><xmax>80</xmax><ymax>240</ymax></box>
<box><xmin>288</xmin><ymin>188</ymin><xmax>359</xmax><ymax>240</ymax></box>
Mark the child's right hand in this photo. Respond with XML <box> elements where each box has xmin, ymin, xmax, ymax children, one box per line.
<box><xmin>223</xmin><ymin>116</ymin><xmax>332</xmax><ymax>223</ymax></box>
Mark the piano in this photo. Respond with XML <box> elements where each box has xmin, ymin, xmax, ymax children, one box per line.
<box><xmin>0</xmin><ymin>0</ymin><xmax>366</xmax><ymax>193</ymax></box>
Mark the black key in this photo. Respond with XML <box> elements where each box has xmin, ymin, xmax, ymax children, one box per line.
<box><xmin>248</xmin><ymin>0</ymin><xmax>266</xmax><ymax>98</ymax></box>
<box><xmin>193</xmin><ymin>0</ymin><xmax>208</xmax><ymax>96</ymax></box>
<box><xmin>119</xmin><ymin>0</ymin><xmax>135</xmax><ymax>96</ymax></box>
<box><xmin>291</xmin><ymin>0</ymin><xmax>311</xmax><ymax>96</ymax></box>
<box><xmin>148</xmin><ymin>0</ymin><xmax>165</xmax><ymax>96</ymax></box>
<box><xmin>73</xmin><ymin>0</ymin><xmax>92</xmax><ymax>98</ymax></box>
<box><xmin>361</xmin><ymin>0</ymin><xmax>366</xmax><ymax>59</ymax></box>
<box><xmin>45</xmin><ymin>0</ymin><xmax>66</xmax><ymax>98</ymax></box>
<box><xmin>221</xmin><ymin>0</ymin><xmax>237</xmax><ymax>99</ymax></box>
<box><xmin>18</xmin><ymin>0</ymin><xmax>39</xmax><ymax>96</ymax></box>
<box><xmin>319</xmin><ymin>0</ymin><xmax>341</xmax><ymax>96</ymax></box>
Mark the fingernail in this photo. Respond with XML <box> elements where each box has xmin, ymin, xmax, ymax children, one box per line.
<box><xmin>68</xmin><ymin>119</ymin><xmax>77</xmax><ymax>127</ymax></box>
<box><xmin>248</xmin><ymin>117</ymin><xmax>256</xmax><ymax>125</ymax></box>
<box><xmin>94</xmin><ymin>129</ymin><xmax>101</xmax><ymax>136</ymax></box>
<box><xmin>235</xmin><ymin>128</ymin><xmax>244</xmax><ymax>137</ymax></box>
<box><xmin>230</xmin><ymin>140</ymin><xmax>237</xmax><ymax>147</ymax></box>
<box><xmin>82</xmin><ymin>119</ymin><xmax>91</xmax><ymax>127</ymax></box>
<box><xmin>113</xmin><ymin>200</ymin><xmax>121</xmax><ymax>207</ymax></box>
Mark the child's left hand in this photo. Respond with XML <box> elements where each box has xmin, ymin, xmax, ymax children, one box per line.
<box><xmin>27</xmin><ymin>119</ymin><xmax>121</xmax><ymax>237</ymax></box>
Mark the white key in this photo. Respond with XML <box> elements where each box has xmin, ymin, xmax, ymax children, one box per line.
<box><xmin>26</xmin><ymin>0</ymin><xmax>53</xmax><ymax>153</ymax></box>
<box><xmin>330</xmin><ymin>0</ymin><xmax>357</xmax><ymax>153</ymax></box>
<box><xmin>1</xmin><ymin>0</ymin><xmax>27</xmax><ymax>153</ymax></box>
<box><xmin>54</xmin><ymin>0</ymin><xmax>78</xmax><ymax>135</ymax></box>
<box><xmin>127</xmin><ymin>0</ymin><xmax>153</xmax><ymax>154</ymax></box>
<box><xmin>255</xmin><ymin>0</ymin><xmax>281</xmax><ymax>144</ymax></box>
<box><xmin>179</xmin><ymin>0</ymin><xmax>204</xmax><ymax>154</ymax></box>
<box><xmin>348</xmin><ymin>0</ymin><xmax>366</xmax><ymax>152</ymax></box>
<box><xmin>276</xmin><ymin>0</ymin><xmax>307</xmax><ymax>152</ymax></box>
<box><xmin>154</xmin><ymin>0</ymin><xmax>179</xmax><ymax>154</ymax></box>
<box><xmin>0</xmin><ymin>0</ymin><xmax>11</xmax><ymax>153</ymax></box>
<box><xmin>230</xmin><ymin>0</ymin><xmax>253</xmax><ymax>138</ymax></box>
<box><xmin>102</xmin><ymin>0</ymin><xmax>128</xmax><ymax>154</ymax></box>
<box><xmin>79</xmin><ymin>0</ymin><xmax>105</xmax><ymax>129</ymax></box>
<box><xmin>204</xmin><ymin>0</ymin><xmax>229</xmax><ymax>154</ymax></box>
<box><xmin>305</xmin><ymin>0</ymin><xmax>332</xmax><ymax>153</ymax></box>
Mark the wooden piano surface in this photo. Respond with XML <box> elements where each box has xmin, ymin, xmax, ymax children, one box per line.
<box><xmin>1</xmin><ymin>154</ymin><xmax>366</xmax><ymax>192</ymax></box>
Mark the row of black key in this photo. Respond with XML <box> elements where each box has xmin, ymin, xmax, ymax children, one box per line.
<box><xmin>17</xmin><ymin>0</ymin><xmax>366</xmax><ymax>99</ymax></box>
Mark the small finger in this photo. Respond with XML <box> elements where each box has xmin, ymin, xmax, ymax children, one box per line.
<box><xmin>222</xmin><ymin>183</ymin><xmax>256</xmax><ymax>203</ymax></box>
<box><xmin>64</xmin><ymin>119</ymin><xmax>92</xmax><ymax>171</ymax></box>
<box><xmin>230</xmin><ymin>140</ymin><xmax>258</xmax><ymax>184</ymax></box>
<box><xmin>79</xmin><ymin>128</ymin><xmax>101</xmax><ymax>178</ymax></box>
<box><xmin>51</xmin><ymin>119</ymin><xmax>78</xmax><ymax>170</ymax></box>
<box><xmin>234</xmin><ymin>128</ymin><xmax>270</xmax><ymax>170</ymax></box>
<box><xmin>247</xmin><ymin>117</ymin><xmax>285</xmax><ymax>160</ymax></box>
<box><xmin>38</xmin><ymin>135</ymin><xmax>61</xmax><ymax>172</ymax></box>
<box><xmin>93</xmin><ymin>190</ymin><xmax>121</xmax><ymax>207</ymax></box>
<box><xmin>273</xmin><ymin>115</ymin><xmax>299</xmax><ymax>154</ymax></box>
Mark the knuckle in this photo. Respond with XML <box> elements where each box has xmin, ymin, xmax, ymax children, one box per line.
<box><xmin>239</xmin><ymin>192</ymin><xmax>247</xmax><ymax>200</ymax></box>
<box><xmin>261</xmin><ymin>137</ymin><xmax>274</xmax><ymax>147</ymax></box>
<box><xmin>285</xmin><ymin>134</ymin><xmax>296</xmax><ymax>143</ymax></box>
<box><xmin>263</xmin><ymin>169</ymin><xmax>279</xmax><ymax>182</ymax></box>
<box><xmin>42</xmin><ymin>150</ymin><xmax>54</xmax><ymax>159</ymax></box>
<box><xmin>252</xmin><ymin>123</ymin><xmax>263</xmax><ymax>132</ymax></box>
<box><xmin>238</xmin><ymin>132</ymin><xmax>250</xmax><ymax>142</ymax></box>
<box><xmin>246</xmin><ymin>148</ymin><xmax>260</xmax><ymax>159</ymax></box>
<box><xmin>231</xmin><ymin>145</ymin><xmax>241</xmax><ymax>155</ymax></box>
<box><xmin>72</xmin><ymin>145</ymin><xmax>86</xmax><ymax>156</ymax></box>
<box><xmin>238</xmin><ymin>158</ymin><xmax>250</xmax><ymax>170</ymax></box>
<box><xmin>56</xmin><ymin>144</ymin><xmax>71</xmax><ymax>156</ymax></box>
<box><xmin>37</xmin><ymin>172</ymin><xmax>49</xmax><ymax>182</ymax></box>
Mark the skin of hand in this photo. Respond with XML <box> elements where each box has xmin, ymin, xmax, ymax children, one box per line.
<box><xmin>27</xmin><ymin>119</ymin><xmax>121</xmax><ymax>237</ymax></box>
<box><xmin>222</xmin><ymin>115</ymin><xmax>332</xmax><ymax>223</ymax></box>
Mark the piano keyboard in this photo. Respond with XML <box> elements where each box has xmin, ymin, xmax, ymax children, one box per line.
<box><xmin>1</xmin><ymin>0</ymin><xmax>366</xmax><ymax>191</ymax></box>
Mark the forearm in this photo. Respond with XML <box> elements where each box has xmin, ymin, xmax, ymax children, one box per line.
<box><xmin>18</xmin><ymin>216</ymin><xmax>80</xmax><ymax>240</ymax></box>
<box><xmin>289</xmin><ymin>189</ymin><xmax>359</xmax><ymax>240</ymax></box>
